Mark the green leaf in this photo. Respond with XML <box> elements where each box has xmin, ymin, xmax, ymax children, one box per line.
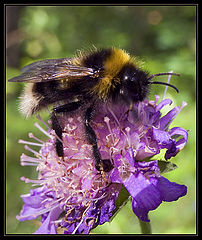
<box><xmin>158</xmin><ymin>160</ymin><xmax>178</xmax><ymax>174</ymax></box>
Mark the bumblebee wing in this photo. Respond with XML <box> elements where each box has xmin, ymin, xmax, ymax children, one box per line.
<box><xmin>20</xmin><ymin>58</ymin><xmax>72</xmax><ymax>73</ymax></box>
<box><xmin>8</xmin><ymin>58</ymin><xmax>96</xmax><ymax>83</ymax></box>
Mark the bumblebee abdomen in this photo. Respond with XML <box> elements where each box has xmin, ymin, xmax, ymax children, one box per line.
<box><xmin>19</xmin><ymin>83</ymin><xmax>44</xmax><ymax>117</ymax></box>
<box><xmin>20</xmin><ymin>81</ymin><xmax>75</xmax><ymax>117</ymax></box>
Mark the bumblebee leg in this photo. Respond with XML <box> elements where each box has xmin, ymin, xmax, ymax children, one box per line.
<box><xmin>85</xmin><ymin>107</ymin><xmax>113</xmax><ymax>172</ymax></box>
<box><xmin>53</xmin><ymin>101</ymin><xmax>82</xmax><ymax>113</ymax></box>
<box><xmin>51</xmin><ymin>112</ymin><xmax>64</xmax><ymax>157</ymax></box>
<box><xmin>51</xmin><ymin>101</ymin><xmax>83</xmax><ymax>157</ymax></box>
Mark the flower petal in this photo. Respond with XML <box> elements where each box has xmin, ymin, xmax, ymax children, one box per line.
<box><xmin>152</xmin><ymin>128</ymin><xmax>172</xmax><ymax>148</ymax></box>
<box><xmin>169</xmin><ymin>127</ymin><xmax>188</xmax><ymax>149</ymax></box>
<box><xmin>123</xmin><ymin>172</ymin><xmax>162</xmax><ymax>222</ymax></box>
<box><xmin>16</xmin><ymin>187</ymin><xmax>47</xmax><ymax>221</ymax></box>
<box><xmin>34</xmin><ymin>207</ymin><xmax>63</xmax><ymax>234</ymax></box>
<box><xmin>156</xmin><ymin>98</ymin><xmax>172</xmax><ymax>112</ymax></box>
<box><xmin>159</xmin><ymin>106</ymin><xmax>180</xmax><ymax>130</ymax></box>
<box><xmin>165</xmin><ymin>127</ymin><xmax>188</xmax><ymax>159</ymax></box>
<box><xmin>155</xmin><ymin>176</ymin><xmax>187</xmax><ymax>202</ymax></box>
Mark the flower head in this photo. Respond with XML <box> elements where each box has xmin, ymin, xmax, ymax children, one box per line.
<box><xmin>17</xmin><ymin>95</ymin><xmax>188</xmax><ymax>234</ymax></box>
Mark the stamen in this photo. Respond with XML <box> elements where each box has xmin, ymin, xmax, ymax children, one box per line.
<box><xmin>106</xmin><ymin>104</ymin><xmax>120</xmax><ymax>126</ymax></box>
<box><xmin>54</xmin><ymin>132</ymin><xmax>63</xmax><ymax>144</ymax></box>
<box><xmin>18</xmin><ymin>139</ymin><xmax>43</xmax><ymax>147</ymax></box>
<box><xmin>85</xmin><ymin>192</ymin><xmax>107</xmax><ymax>202</ymax></box>
<box><xmin>44</xmin><ymin>197</ymin><xmax>64</xmax><ymax>209</ymax></box>
<box><xmin>162</xmin><ymin>71</ymin><xmax>173</xmax><ymax>99</ymax></box>
<box><xmin>104</xmin><ymin>116</ymin><xmax>115</xmax><ymax>144</ymax></box>
<box><xmin>36</xmin><ymin>114</ymin><xmax>50</xmax><ymax>128</ymax></box>
<box><xmin>24</xmin><ymin>145</ymin><xmax>42</xmax><ymax>158</ymax></box>
<box><xmin>34</xmin><ymin>122</ymin><xmax>52</xmax><ymax>139</ymax></box>
<box><xmin>28</xmin><ymin>133</ymin><xmax>44</xmax><ymax>143</ymax></box>
<box><xmin>20</xmin><ymin>153</ymin><xmax>43</xmax><ymax>166</ymax></box>
<box><xmin>125</xmin><ymin>127</ymin><xmax>131</xmax><ymax>148</ymax></box>
<box><xmin>180</xmin><ymin>101</ymin><xmax>188</xmax><ymax>110</ymax></box>
<box><xmin>20</xmin><ymin>176</ymin><xmax>46</xmax><ymax>185</ymax></box>
<box><xmin>51</xmin><ymin>219</ymin><xmax>62</xmax><ymax>224</ymax></box>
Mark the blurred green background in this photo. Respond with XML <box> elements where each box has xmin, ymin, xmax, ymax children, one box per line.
<box><xmin>6</xmin><ymin>5</ymin><xmax>196</xmax><ymax>234</ymax></box>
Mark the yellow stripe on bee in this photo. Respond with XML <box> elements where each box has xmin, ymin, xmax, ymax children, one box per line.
<box><xmin>104</xmin><ymin>48</ymin><xmax>130</xmax><ymax>78</ymax></box>
<box><xmin>94</xmin><ymin>48</ymin><xmax>131</xmax><ymax>99</ymax></box>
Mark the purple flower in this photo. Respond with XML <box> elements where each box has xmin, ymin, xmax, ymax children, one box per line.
<box><xmin>17</xmin><ymin>95</ymin><xmax>188</xmax><ymax>234</ymax></box>
<box><xmin>110</xmin><ymin>154</ymin><xmax>187</xmax><ymax>222</ymax></box>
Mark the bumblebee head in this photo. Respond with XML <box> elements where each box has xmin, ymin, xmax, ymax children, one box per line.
<box><xmin>116</xmin><ymin>63</ymin><xmax>179</xmax><ymax>104</ymax></box>
<box><xmin>117</xmin><ymin>64</ymin><xmax>149</xmax><ymax>103</ymax></box>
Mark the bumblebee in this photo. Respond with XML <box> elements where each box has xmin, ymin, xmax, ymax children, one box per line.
<box><xmin>8</xmin><ymin>47</ymin><xmax>179</xmax><ymax>172</ymax></box>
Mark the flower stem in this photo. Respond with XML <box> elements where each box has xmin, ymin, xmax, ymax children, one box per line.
<box><xmin>139</xmin><ymin>220</ymin><xmax>152</xmax><ymax>234</ymax></box>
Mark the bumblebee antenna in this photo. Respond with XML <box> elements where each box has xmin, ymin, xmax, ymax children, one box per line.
<box><xmin>147</xmin><ymin>72</ymin><xmax>180</xmax><ymax>93</ymax></box>
<box><xmin>149</xmin><ymin>81</ymin><xmax>179</xmax><ymax>93</ymax></box>
<box><xmin>147</xmin><ymin>72</ymin><xmax>180</xmax><ymax>81</ymax></box>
